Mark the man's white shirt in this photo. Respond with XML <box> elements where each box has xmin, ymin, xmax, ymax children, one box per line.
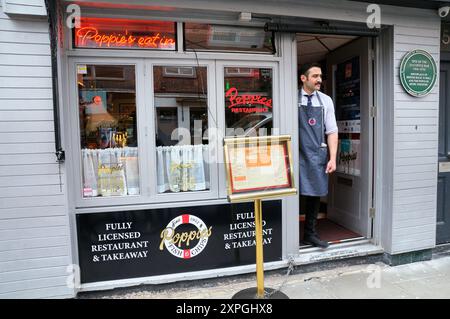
<box><xmin>300</xmin><ymin>88</ymin><xmax>338</xmax><ymax>135</ymax></box>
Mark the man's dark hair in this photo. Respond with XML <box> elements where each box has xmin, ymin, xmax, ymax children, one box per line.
<box><xmin>299</xmin><ymin>62</ymin><xmax>322</xmax><ymax>77</ymax></box>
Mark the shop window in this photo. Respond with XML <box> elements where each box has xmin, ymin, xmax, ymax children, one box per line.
<box><xmin>184</xmin><ymin>23</ymin><xmax>274</xmax><ymax>53</ymax></box>
<box><xmin>73</xmin><ymin>17</ymin><xmax>176</xmax><ymax>50</ymax></box>
<box><xmin>153</xmin><ymin>65</ymin><xmax>210</xmax><ymax>194</ymax></box>
<box><xmin>224</xmin><ymin>67</ymin><xmax>273</xmax><ymax>137</ymax></box>
<box><xmin>77</xmin><ymin>64</ymin><xmax>139</xmax><ymax>198</ymax></box>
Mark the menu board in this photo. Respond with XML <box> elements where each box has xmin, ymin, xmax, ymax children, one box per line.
<box><xmin>224</xmin><ymin>135</ymin><xmax>296</xmax><ymax>201</ymax></box>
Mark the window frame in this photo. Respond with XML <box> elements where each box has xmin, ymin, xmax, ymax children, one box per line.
<box><xmin>67</xmin><ymin>57</ymin><xmax>279</xmax><ymax>208</ymax></box>
<box><xmin>68</xmin><ymin>57</ymin><xmax>151</xmax><ymax>208</ymax></box>
<box><xmin>183</xmin><ymin>23</ymin><xmax>276</xmax><ymax>55</ymax></box>
<box><xmin>215</xmin><ymin>60</ymin><xmax>280</xmax><ymax>199</ymax></box>
<box><xmin>147</xmin><ymin>59</ymin><xmax>219</xmax><ymax>203</ymax></box>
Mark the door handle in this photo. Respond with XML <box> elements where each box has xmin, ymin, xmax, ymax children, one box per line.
<box><xmin>447</xmin><ymin>152</ymin><xmax>450</xmax><ymax>159</ymax></box>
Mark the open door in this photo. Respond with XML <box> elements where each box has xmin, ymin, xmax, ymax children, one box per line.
<box><xmin>326</xmin><ymin>37</ymin><xmax>374</xmax><ymax>238</ymax></box>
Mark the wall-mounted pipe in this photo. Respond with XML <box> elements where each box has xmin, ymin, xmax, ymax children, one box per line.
<box><xmin>45</xmin><ymin>0</ymin><xmax>65</xmax><ymax>162</ymax></box>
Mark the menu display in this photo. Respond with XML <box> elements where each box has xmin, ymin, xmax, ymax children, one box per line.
<box><xmin>224</xmin><ymin>136</ymin><xmax>296</xmax><ymax>201</ymax></box>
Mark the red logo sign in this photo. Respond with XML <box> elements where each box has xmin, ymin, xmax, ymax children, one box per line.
<box><xmin>225</xmin><ymin>87</ymin><xmax>272</xmax><ymax>113</ymax></box>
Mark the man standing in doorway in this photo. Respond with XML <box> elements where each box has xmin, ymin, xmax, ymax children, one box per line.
<box><xmin>298</xmin><ymin>62</ymin><xmax>338</xmax><ymax>248</ymax></box>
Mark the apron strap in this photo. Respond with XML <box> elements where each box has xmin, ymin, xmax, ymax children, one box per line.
<box><xmin>315</xmin><ymin>92</ymin><xmax>326</xmax><ymax>146</ymax></box>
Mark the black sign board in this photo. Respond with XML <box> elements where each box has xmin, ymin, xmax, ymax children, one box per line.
<box><xmin>76</xmin><ymin>201</ymin><xmax>282</xmax><ymax>283</ymax></box>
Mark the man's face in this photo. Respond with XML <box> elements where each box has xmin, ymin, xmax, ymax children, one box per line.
<box><xmin>301</xmin><ymin>67</ymin><xmax>322</xmax><ymax>92</ymax></box>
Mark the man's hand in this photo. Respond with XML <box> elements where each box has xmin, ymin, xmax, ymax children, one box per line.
<box><xmin>325</xmin><ymin>159</ymin><xmax>336</xmax><ymax>174</ymax></box>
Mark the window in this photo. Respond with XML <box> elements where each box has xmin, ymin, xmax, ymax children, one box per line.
<box><xmin>224</xmin><ymin>67</ymin><xmax>274</xmax><ymax>136</ymax></box>
<box><xmin>153</xmin><ymin>65</ymin><xmax>210</xmax><ymax>194</ymax></box>
<box><xmin>184</xmin><ymin>23</ymin><xmax>274</xmax><ymax>53</ymax></box>
<box><xmin>77</xmin><ymin>64</ymin><xmax>140</xmax><ymax>198</ymax></box>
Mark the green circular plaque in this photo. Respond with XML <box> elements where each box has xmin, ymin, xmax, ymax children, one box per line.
<box><xmin>400</xmin><ymin>49</ymin><xmax>437</xmax><ymax>97</ymax></box>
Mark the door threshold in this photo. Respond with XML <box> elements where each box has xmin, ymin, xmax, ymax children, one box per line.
<box><xmin>300</xmin><ymin>236</ymin><xmax>366</xmax><ymax>249</ymax></box>
<box><xmin>295</xmin><ymin>239</ymin><xmax>383</xmax><ymax>265</ymax></box>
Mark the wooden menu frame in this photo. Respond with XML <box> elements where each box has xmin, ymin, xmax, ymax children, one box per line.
<box><xmin>224</xmin><ymin>135</ymin><xmax>297</xmax><ymax>202</ymax></box>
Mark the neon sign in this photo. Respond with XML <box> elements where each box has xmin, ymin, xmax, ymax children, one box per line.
<box><xmin>225</xmin><ymin>87</ymin><xmax>272</xmax><ymax>113</ymax></box>
<box><xmin>74</xmin><ymin>18</ymin><xmax>176</xmax><ymax>50</ymax></box>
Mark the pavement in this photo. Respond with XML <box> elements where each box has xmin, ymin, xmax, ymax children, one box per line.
<box><xmin>79</xmin><ymin>247</ymin><xmax>450</xmax><ymax>299</ymax></box>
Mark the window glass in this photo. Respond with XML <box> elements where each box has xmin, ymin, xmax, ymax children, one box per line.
<box><xmin>184</xmin><ymin>23</ymin><xmax>274</xmax><ymax>53</ymax></box>
<box><xmin>77</xmin><ymin>64</ymin><xmax>139</xmax><ymax>197</ymax></box>
<box><xmin>224</xmin><ymin>67</ymin><xmax>273</xmax><ymax>136</ymax></box>
<box><xmin>153</xmin><ymin>66</ymin><xmax>210</xmax><ymax>193</ymax></box>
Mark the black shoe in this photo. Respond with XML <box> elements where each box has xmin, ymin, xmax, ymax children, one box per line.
<box><xmin>303</xmin><ymin>234</ymin><xmax>329</xmax><ymax>248</ymax></box>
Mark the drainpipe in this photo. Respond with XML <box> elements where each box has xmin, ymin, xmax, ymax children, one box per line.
<box><xmin>44</xmin><ymin>0</ymin><xmax>65</xmax><ymax>163</ymax></box>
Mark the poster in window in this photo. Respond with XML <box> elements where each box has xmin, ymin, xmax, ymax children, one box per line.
<box><xmin>82</xmin><ymin>90</ymin><xmax>107</xmax><ymax>114</ymax></box>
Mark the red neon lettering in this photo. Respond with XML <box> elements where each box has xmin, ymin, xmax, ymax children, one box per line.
<box><xmin>225</xmin><ymin>87</ymin><xmax>272</xmax><ymax>110</ymax></box>
<box><xmin>75</xmin><ymin>27</ymin><xmax>175</xmax><ymax>49</ymax></box>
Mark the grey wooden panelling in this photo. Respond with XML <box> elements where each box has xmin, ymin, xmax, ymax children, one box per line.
<box><xmin>0</xmin><ymin>142</ymin><xmax>56</xmax><ymax>154</ymax></box>
<box><xmin>0</xmin><ymin>66</ymin><xmax>52</xmax><ymax>78</ymax></box>
<box><xmin>358</xmin><ymin>5</ymin><xmax>442</xmax><ymax>254</ymax></box>
<box><xmin>0</xmin><ymin>236</ymin><xmax>69</xmax><ymax>253</ymax></box>
<box><xmin>0</xmin><ymin>7</ymin><xmax>73</xmax><ymax>298</ymax></box>
<box><xmin>0</xmin><ymin>163</ymin><xmax>60</xmax><ymax>176</ymax></box>
<box><xmin>0</xmin><ymin>285</ymin><xmax>71</xmax><ymax>299</ymax></box>
<box><xmin>392</xmin><ymin>14</ymin><xmax>440</xmax><ymax>254</ymax></box>
<box><xmin>1</xmin><ymin>0</ymin><xmax>46</xmax><ymax>16</ymax></box>
<box><xmin>0</xmin><ymin>264</ymin><xmax>68</xmax><ymax>283</ymax></box>
<box><xmin>0</xmin><ymin>185</ymin><xmax>65</xmax><ymax>197</ymax></box>
<box><xmin>0</xmin><ymin>122</ymin><xmax>54</xmax><ymax>133</ymax></box>
<box><xmin>0</xmin><ymin>205</ymin><xmax>66</xmax><ymax>219</ymax></box>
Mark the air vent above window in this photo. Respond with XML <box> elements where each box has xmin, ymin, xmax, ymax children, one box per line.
<box><xmin>163</xmin><ymin>66</ymin><xmax>196</xmax><ymax>78</ymax></box>
<box><xmin>208</xmin><ymin>25</ymin><xmax>266</xmax><ymax>49</ymax></box>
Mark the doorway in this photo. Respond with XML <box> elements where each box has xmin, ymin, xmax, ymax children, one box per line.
<box><xmin>296</xmin><ymin>33</ymin><xmax>375</xmax><ymax>247</ymax></box>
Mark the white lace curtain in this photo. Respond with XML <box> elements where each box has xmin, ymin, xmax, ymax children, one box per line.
<box><xmin>156</xmin><ymin>144</ymin><xmax>209</xmax><ymax>193</ymax></box>
<box><xmin>82</xmin><ymin>147</ymin><xmax>139</xmax><ymax>197</ymax></box>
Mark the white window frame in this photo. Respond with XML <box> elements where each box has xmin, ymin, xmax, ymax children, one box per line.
<box><xmin>68</xmin><ymin>57</ymin><xmax>151</xmax><ymax>208</ymax></box>
<box><xmin>215</xmin><ymin>60</ymin><xmax>280</xmax><ymax>199</ymax></box>
<box><xmin>148</xmin><ymin>59</ymin><xmax>219</xmax><ymax>203</ymax></box>
<box><xmin>67</xmin><ymin>56</ymin><xmax>280</xmax><ymax>208</ymax></box>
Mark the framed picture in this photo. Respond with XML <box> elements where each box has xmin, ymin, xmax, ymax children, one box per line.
<box><xmin>223</xmin><ymin>135</ymin><xmax>296</xmax><ymax>202</ymax></box>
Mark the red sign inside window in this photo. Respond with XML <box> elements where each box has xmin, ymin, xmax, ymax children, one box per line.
<box><xmin>225</xmin><ymin>87</ymin><xmax>272</xmax><ymax>113</ymax></box>
<box><xmin>74</xmin><ymin>17</ymin><xmax>176</xmax><ymax>50</ymax></box>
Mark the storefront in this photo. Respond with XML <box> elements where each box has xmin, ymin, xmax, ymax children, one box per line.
<box><xmin>0</xmin><ymin>0</ymin><xmax>446</xmax><ymax>298</ymax></box>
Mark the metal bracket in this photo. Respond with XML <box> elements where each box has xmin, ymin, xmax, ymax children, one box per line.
<box><xmin>369</xmin><ymin>207</ymin><xmax>375</xmax><ymax>219</ymax></box>
<box><xmin>370</xmin><ymin>106</ymin><xmax>377</xmax><ymax>118</ymax></box>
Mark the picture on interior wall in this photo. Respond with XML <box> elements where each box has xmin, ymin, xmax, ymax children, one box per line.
<box><xmin>83</xmin><ymin>91</ymin><xmax>107</xmax><ymax>114</ymax></box>
<box><xmin>335</xmin><ymin>56</ymin><xmax>360</xmax><ymax>124</ymax></box>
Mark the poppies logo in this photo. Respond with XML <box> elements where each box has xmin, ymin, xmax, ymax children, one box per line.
<box><xmin>159</xmin><ymin>214</ymin><xmax>212</xmax><ymax>259</ymax></box>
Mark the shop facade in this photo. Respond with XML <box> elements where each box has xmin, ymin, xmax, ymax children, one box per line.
<box><xmin>0</xmin><ymin>0</ymin><xmax>447</xmax><ymax>298</ymax></box>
